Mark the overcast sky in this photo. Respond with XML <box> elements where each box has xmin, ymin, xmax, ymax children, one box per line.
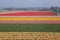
<box><xmin>0</xmin><ymin>0</ymin><xmax>60</xmax><ymax>8</ymax></box>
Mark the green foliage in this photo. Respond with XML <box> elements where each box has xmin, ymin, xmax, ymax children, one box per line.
<box><xmin>0</xmin><ymin>24</ymin><xmax>60</xmax><ymax>32</ymax></box>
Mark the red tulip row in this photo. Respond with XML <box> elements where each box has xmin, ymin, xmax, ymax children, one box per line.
<box><xmin>0</xmin><ymin>11</ymin><xmax>56</xmax><ymax>16</ymax></box>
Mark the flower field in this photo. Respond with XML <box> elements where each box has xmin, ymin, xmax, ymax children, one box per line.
<box><xmin>0</xmin><ymin>11</ymin><xmax>60</xmax><ymax>40</ymax></box>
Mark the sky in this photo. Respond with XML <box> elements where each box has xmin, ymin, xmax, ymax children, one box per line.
<box><xmin>0</xmin><ymin>0</ymin><xmax>60</xmax><ymax>8</ymax></box>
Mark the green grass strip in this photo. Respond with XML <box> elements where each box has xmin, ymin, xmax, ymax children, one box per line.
<box><xmin>0</xmin><ymin>24</ymin><xmax>60</xmax><ymax>32</ymax></box>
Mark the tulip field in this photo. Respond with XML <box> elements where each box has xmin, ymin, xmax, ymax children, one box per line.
<box><xmin>0</xmin><ymin>11</ymin><xmax>60</xmax><ymax>40</ymax></box>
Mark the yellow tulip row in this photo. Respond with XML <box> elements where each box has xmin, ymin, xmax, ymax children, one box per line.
<box><xmin>0</xmin><ymin>17</ymin><xmax>60</xmax><ymax>20</ymax></box>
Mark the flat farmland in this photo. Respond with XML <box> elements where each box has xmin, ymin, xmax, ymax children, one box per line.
<box><xmin>0</xmin><ymin>16</ymin><xmax>60</xmax><ymax>24</ymax></box>
<box><xmin>0</xmin><ymin>11</ymin><xmax>60</xmax><ymax>40</ymax></box>
<box><xmin>0</xmin><ymin>11</ymin><xmax>60</xmax><ymax>32</ymax></box>
<box><xmin>0</xmin><ymin>24</ymin><xmax>60</xmax><ymax>32</ymax></box>
<box><xmin>0</xmin><ymin>32</ymin><xmax>60</xmax><ymax>40</ymax></box>
<box><xmin>0</xmin><ymin>11</ymin><xmax>56</xmax><ymax>16</ymax></box>
<box><xmin>0</xmin><ymin>11</ymin><xmax>58</xmax><ymax>24</ymax></box>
